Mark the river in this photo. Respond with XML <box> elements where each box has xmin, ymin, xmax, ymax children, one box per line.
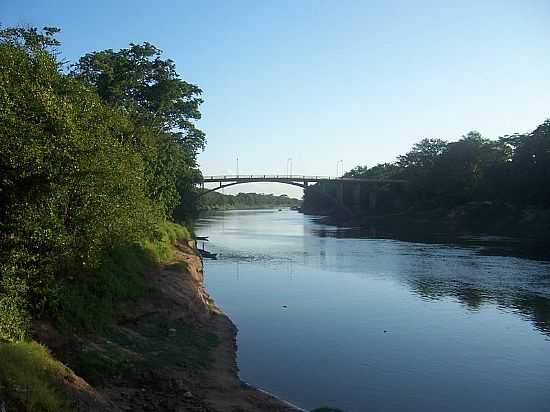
<box><xmin>195</xmin><ymin>209</ymin><xmax>550</xmax><ymax>412</ymax></box>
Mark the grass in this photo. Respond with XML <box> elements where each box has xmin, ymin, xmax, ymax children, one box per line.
<box><xmin>0</xmin><ymin>221</ymin><xmax>198</xmax><ymax>411</ymax></box>
<box><xmin>0</xmin><ymin>341</ymin><xmax>74</xmax><ymax>412</ymax></box>
<box><xmin>57</xmin><ymin>243</ymin><xmax>155</xmax><ymax>332</ymax></box>
<box><xmin>60</xmin><ymin>315</ymin><xmax>219</xmax><ymax>387</ymax></box>
<box><xmin>0</xmin><ymin>221</ymin><xmax>197</xmax><ymax>411</ymax></box>
<box><xmin>58</xmin><ymin>221</ymin><xmax>192</xmax><ymax>332</ymax></box>
<box><xmin>143</xmin><ymin>221</ymin><xmax>192</xmax><ymax>263</ymax></box>
<box><xmin>56</xmin><ymin>220</ymin><xmax>217</xmax><ymax>387</ymax></box>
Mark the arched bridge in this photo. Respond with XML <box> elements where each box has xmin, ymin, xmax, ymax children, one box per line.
<box><xmin>199</xmin><ymin>175</ymin><xmax>406</xmax><ymax>194</ymax></box>
<box><xmin>198</xmin><ymin>175</ymin><xmax>407</xmax><ymax>212</ymax></box>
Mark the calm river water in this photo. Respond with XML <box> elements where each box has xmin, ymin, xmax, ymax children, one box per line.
<box><xmin>195</xmin><ymin>209</ymin><xmax>550</xmax><ymax>412</ymax></box>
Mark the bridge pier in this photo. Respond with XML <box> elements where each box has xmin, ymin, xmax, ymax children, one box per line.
<box><xmin>368</xmin><ymin>190</ymin><xmax>377</xmax><ymax>210</ymax></box>
<box><xmin>353</xmin><ymin>183</ymin><xmax>361</xmax><ymax>211</ymax></box>
<box><xmin>336</xmin><ymin>183</ymin><xmax>344</xmax><ymax>206</ymax></box>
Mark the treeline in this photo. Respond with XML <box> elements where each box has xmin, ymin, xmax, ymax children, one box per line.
<box><xmin>303</xmin><ymin>120</ymin><xmax>550</xmax><ymax>221</ymax></box>
<box><xmin>200</xmin><ymin>191</ymin><xmax>301</xmax><ymax>210</ymax></box>
<box><xmin>0</xmin><ymin>27</ymin><xmax>203</xmax><ymax>340</ymax></box>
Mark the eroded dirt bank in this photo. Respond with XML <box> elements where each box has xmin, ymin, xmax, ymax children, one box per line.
<box><xmin>142</xmin><ymin>241</ymin><xmax>301</xmax><ymax>411</ymax></box>
<box><xmin>36</xmin><ymin>241</ymin><xmax>301</xmax><ymax>412</ymax></box>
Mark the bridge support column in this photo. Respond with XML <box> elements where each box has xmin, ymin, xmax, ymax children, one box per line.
<box><xmin>336</xmin><ymin>183</ymin><xmax>344</xmax><ymax>206</ymax></box>
<box><xmin>368</xmin><ymin>190</ymin><xmax>377</xmax><ymax>210</ymax></box>
<box><xmin>353</xmin><ymin>183</ymin><xmax>361</xmax><ymax>211</ymax></box>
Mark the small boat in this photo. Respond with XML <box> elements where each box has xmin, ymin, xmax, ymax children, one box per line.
<box><xmin>198</xmin><ymin>249</ymin><xmax>217</xmax><ymax>259</ymax></box>
<box><xmin>195</xmin><ymin>236</ymin><xmax>209</xmax><ymax>241</ymax></box>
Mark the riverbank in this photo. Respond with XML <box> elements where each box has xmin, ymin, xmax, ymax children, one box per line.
<box><xmin>199</xmin><ymin>191</ymin><xmax>301</xmax><ymax>211</ymax></box>
<box><xmin>194</xmin><ymin>209</ymin><xmax>550</xmax><ymax>412</ymax></box>
<box><xmin>154</xmin><ymin>241</ymin><xmax>301</xmax><ymax>411</ymax></box>
<box><xmin>1</xmin><ymin>240</ymin><xmax>300</xmax><ymax>411</ymax></box>
<box><xmin>200</xmin><ymin>204</ymin><xmax>300</xmax><ymax>212</ymax></box>
<box><xmin>304</xmin><ymin>202</ymin><xmax>550</xmax><ymax>245</ymax></box>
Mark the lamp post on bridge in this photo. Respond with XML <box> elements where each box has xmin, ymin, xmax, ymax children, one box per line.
<box><xmin>287</xmin><ymin>158</ymin><xmax>293</xmax><ymax>177</ymax></box>
<box><xmin>236</xmin><ymin>155</ymin><xmax>239</xmax><ymax>177</ymax></box>
<box><xmin>336</xmin><ymin>159</ymin><xmax>344</xmax><ymax>177</ymax></box>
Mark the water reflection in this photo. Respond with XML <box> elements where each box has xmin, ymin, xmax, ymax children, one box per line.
<box><xmin>198</xmin><ymin>210</ymin><xmax>550</xmax><ymax>337</ymax></box>
<box><xmin>196</xmin><ymin>209</ymin><xmax>550</xmax><ymax>412</ymax></box>
<box><xmin>301</xmin><ymin>217</ymin><xmax>550</xmax><ymax>337</ymax></box>
<box><xmin>407</xmin><ymin>275</ymin><xmax>550</xmax><ymax>335</ymax></box>
<box><xmin>309</xmin><ymin>221</ymin><xmax>550</xmax><ymax>261</ymax></box>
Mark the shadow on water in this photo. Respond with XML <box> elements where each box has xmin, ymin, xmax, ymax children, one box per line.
<box><xmin>308</xmin><ymin>217</ymin><xmax>550</xmax><ymax>338</ymax></box>
<box><xmin>309</xmin><ymin>216</ymin><xmax>550</xmax><ymax>261</ymax></box>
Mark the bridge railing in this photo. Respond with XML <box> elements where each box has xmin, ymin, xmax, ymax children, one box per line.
<box><xmin>202</xmin><ymin>175</ymin><xmax>340</xmax><ymax>180</ymax></box>
<box><xmin>199</xmin><ymin>175</ymin><xmax>408</xmax><ymax>184</ymax></box>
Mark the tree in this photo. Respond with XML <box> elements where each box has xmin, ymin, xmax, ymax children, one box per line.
<box><xmin>72</xmin><ymin>43</ymin><xmax>205</xmax><ymax>219</ymax></box>
<box><xmin>504</xmin><ymin>119</ymin><xmax>550</xmax><ymax>205</ymax></box>
<box><xmin>0</xmin><ymin>27</ymin><xmax>159</xmax><ymax>339</ymax></box>
<box><xmin>428</xmin><ymin>131</ymin><xmax>510</xmax><ymax>203</ymax></box>
<box><xmin>0</xmin><ymin>25</ymin><xmax>60</xmax><ymax>51</ymax></box>
<box><xmin>345</xmin><ymin>163</ymin><xmax>401</xmax><ymax>179</ymax></box>
<box><xmin>397</xmin><ymin>138</ymin><xmax>448</xmax><ymax>170</ymax></box>
<box><xmin>302</xmin><ymin>122</ymin><xmax>550</xmax><ymax>216</ymax></box>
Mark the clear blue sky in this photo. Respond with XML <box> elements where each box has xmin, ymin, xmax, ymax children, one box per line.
<box><xmin>3</xmin><ymin>1</ymin><xmax>550</xmax><ymax>196</ymax></box>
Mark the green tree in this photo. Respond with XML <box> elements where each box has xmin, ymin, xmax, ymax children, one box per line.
<box><xmin>431</xmin><ymin>131</ymin><xmax>511</xmax><ymax>204</ymax></box>
<box><xmin>345</xmin><ymin>163</ymin><xmax>401</xmax><ymax>179</ymax></box>
<box><xmin>0</xmin><ymin>27</ymin><xmax>159</xmax><ymax>340</ymax></box>
<box><xmin>503</xmin><ymin>119</ymin><xmax>550</xmax><ymax>205</ymax></box>
<box><xmin>72</xmin><ymin>43</ymin><xmax>205</xmax><ymax>219</ymax></box>
<box><xmin>397</xmin><ymin>138</ymin><xmax>448</xmax><ymax>170</ymax></box>
<box><xmin>395</xmin><ymin>138</ymin><xmax>448</xmax><ymax>206</ymax></box>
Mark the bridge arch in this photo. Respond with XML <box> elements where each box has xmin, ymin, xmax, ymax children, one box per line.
<box><xmin>198</xmin><ymin>179</ymin><xmax>306</xmax><ymax>197</ymax></box>
<box><xmin>197</xmin><ymin>175</ymin><xmax>408</xmax><ymax>213</ymax></box>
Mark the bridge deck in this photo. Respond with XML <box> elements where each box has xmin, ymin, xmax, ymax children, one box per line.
<box><xmin>201</xmin><ymin>175</ymin><xmax>406</xmax><ymax>183</ymax></box>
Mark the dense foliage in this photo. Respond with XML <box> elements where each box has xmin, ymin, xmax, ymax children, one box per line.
<box><xmin>0</xmin><ymin>27</ymin><xmax>202</xmax><ymax>341</ymax></box>
<box><xmin>200</xmin><ymin>191</ymin><xmax>301</xmax><ymax>210</ymax></box>
<box><xmin>72</xmin><ymin>41</ymin><xmax>205</xmax><ymax>220</ymax></box>
<box><xmin>303</xmin><ymin>122</ymin><xmax>550</xmax><ymax>215</ymax></box>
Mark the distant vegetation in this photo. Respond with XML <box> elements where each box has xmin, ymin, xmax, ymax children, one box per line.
<box><xmin>0</xmin><ymin>26</ymin><xmax>203</xmax><ymax>342</ymax></box>
<box><xmin>200</xmin><ymin>191</ymin><xmax>301</xmax><ymax>210</ymax></box>
<box><xmin>346</xmin><ymin>126</ymin><xmax>550</xmax><ymax>207</ymax></box>
<box><xmin>303</xmin><ymin>123</ymin><xmax>550</xmax><ymax>233</ymax></box>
